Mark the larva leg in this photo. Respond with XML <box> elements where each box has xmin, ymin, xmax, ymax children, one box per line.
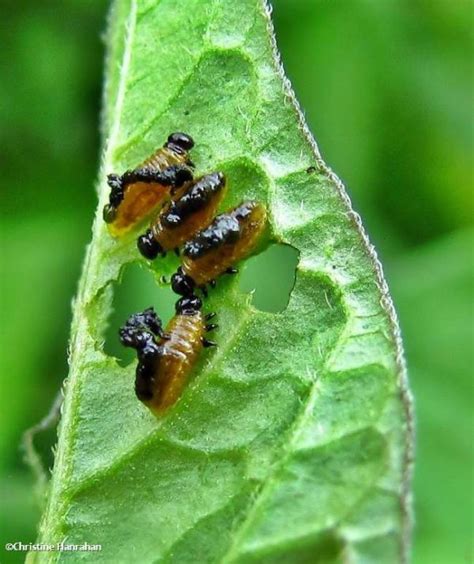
<box><xmin>137</xmin><ymin>229</ymin><xmax>164</xmax><ymax>260</ymax></box>
<box><xmin>171</xmin><ymin>267</ymin><xmax>196</xmax><ymax>297</ymax></box>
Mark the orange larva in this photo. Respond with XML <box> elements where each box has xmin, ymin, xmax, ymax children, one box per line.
<box><xmin>171</xmin><ymin>201</ymin><xmax>267</xmax><ymax>296</ymax></box>
<box><xmin>103</xmin><ymin>132</ymin><xmax>194</xmax><ymax>237</ymax></box>
<box><xmin>119</xmin><ymin>297</ymin><xmax>217</xmax><ymax>415</ymax></box>
<box><xmin>136</xmin><ymin>171</ymin><xmax>227</xmax><ymax>259</ymax></box>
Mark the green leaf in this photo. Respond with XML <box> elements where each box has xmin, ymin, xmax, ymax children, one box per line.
<box><xmin>32</xmin><ymin>0</ymin><xmax>413</xmax><ymax>562</ymax></box>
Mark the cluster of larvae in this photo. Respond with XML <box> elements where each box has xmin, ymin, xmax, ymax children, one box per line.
<box><xmin>104</xmin><ymin>133</ymin><xmax>267</xmax><ymax>415</ymax></box>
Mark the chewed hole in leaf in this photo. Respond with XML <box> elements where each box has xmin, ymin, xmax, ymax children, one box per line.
<box><xmin>239</xmin><ymin>243</ymin><xmax>299</xmax><ymax>312</ymax></box>
<box><xmin>104</xmin><ymin>262</ymin><xmax>175</xmax><ymax>365</ymax></box>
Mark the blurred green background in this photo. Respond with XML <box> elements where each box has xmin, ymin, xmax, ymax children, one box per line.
<box><xmin>0</xmin><ymin>1</ymin><xmax>472</xmax><ymax>562</ymax></box>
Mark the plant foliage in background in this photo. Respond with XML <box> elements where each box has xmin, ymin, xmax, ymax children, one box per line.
<box><xmin>24</xmin><ymin>0</ymin><xmax>414</xmax><ymax>561</ymax></box>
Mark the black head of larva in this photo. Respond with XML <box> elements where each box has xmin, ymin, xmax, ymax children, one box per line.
<box><xmin>166</xmin><ymin>132</ymin><xmax>194</xmax><ymax>153</ymax></box>
<box><xmin>171</xmin><ymin>266</ymin><xmax>196</xmax><ymax>297</ymax></box>
<box><xmin>175</xmin><ymin>295</ymin><xmax>202</xmax><ymax>315</ymax></box>
<box><xmin>137</xmin><ymin>229</ymin><xmax>164</xmax><ymax>260</ymax></box>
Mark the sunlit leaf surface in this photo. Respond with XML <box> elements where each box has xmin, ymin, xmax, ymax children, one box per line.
<box><xmin>33</xmin><ymin>0</ymin><xmax>413</xmax><ymax>561</ymax></box>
